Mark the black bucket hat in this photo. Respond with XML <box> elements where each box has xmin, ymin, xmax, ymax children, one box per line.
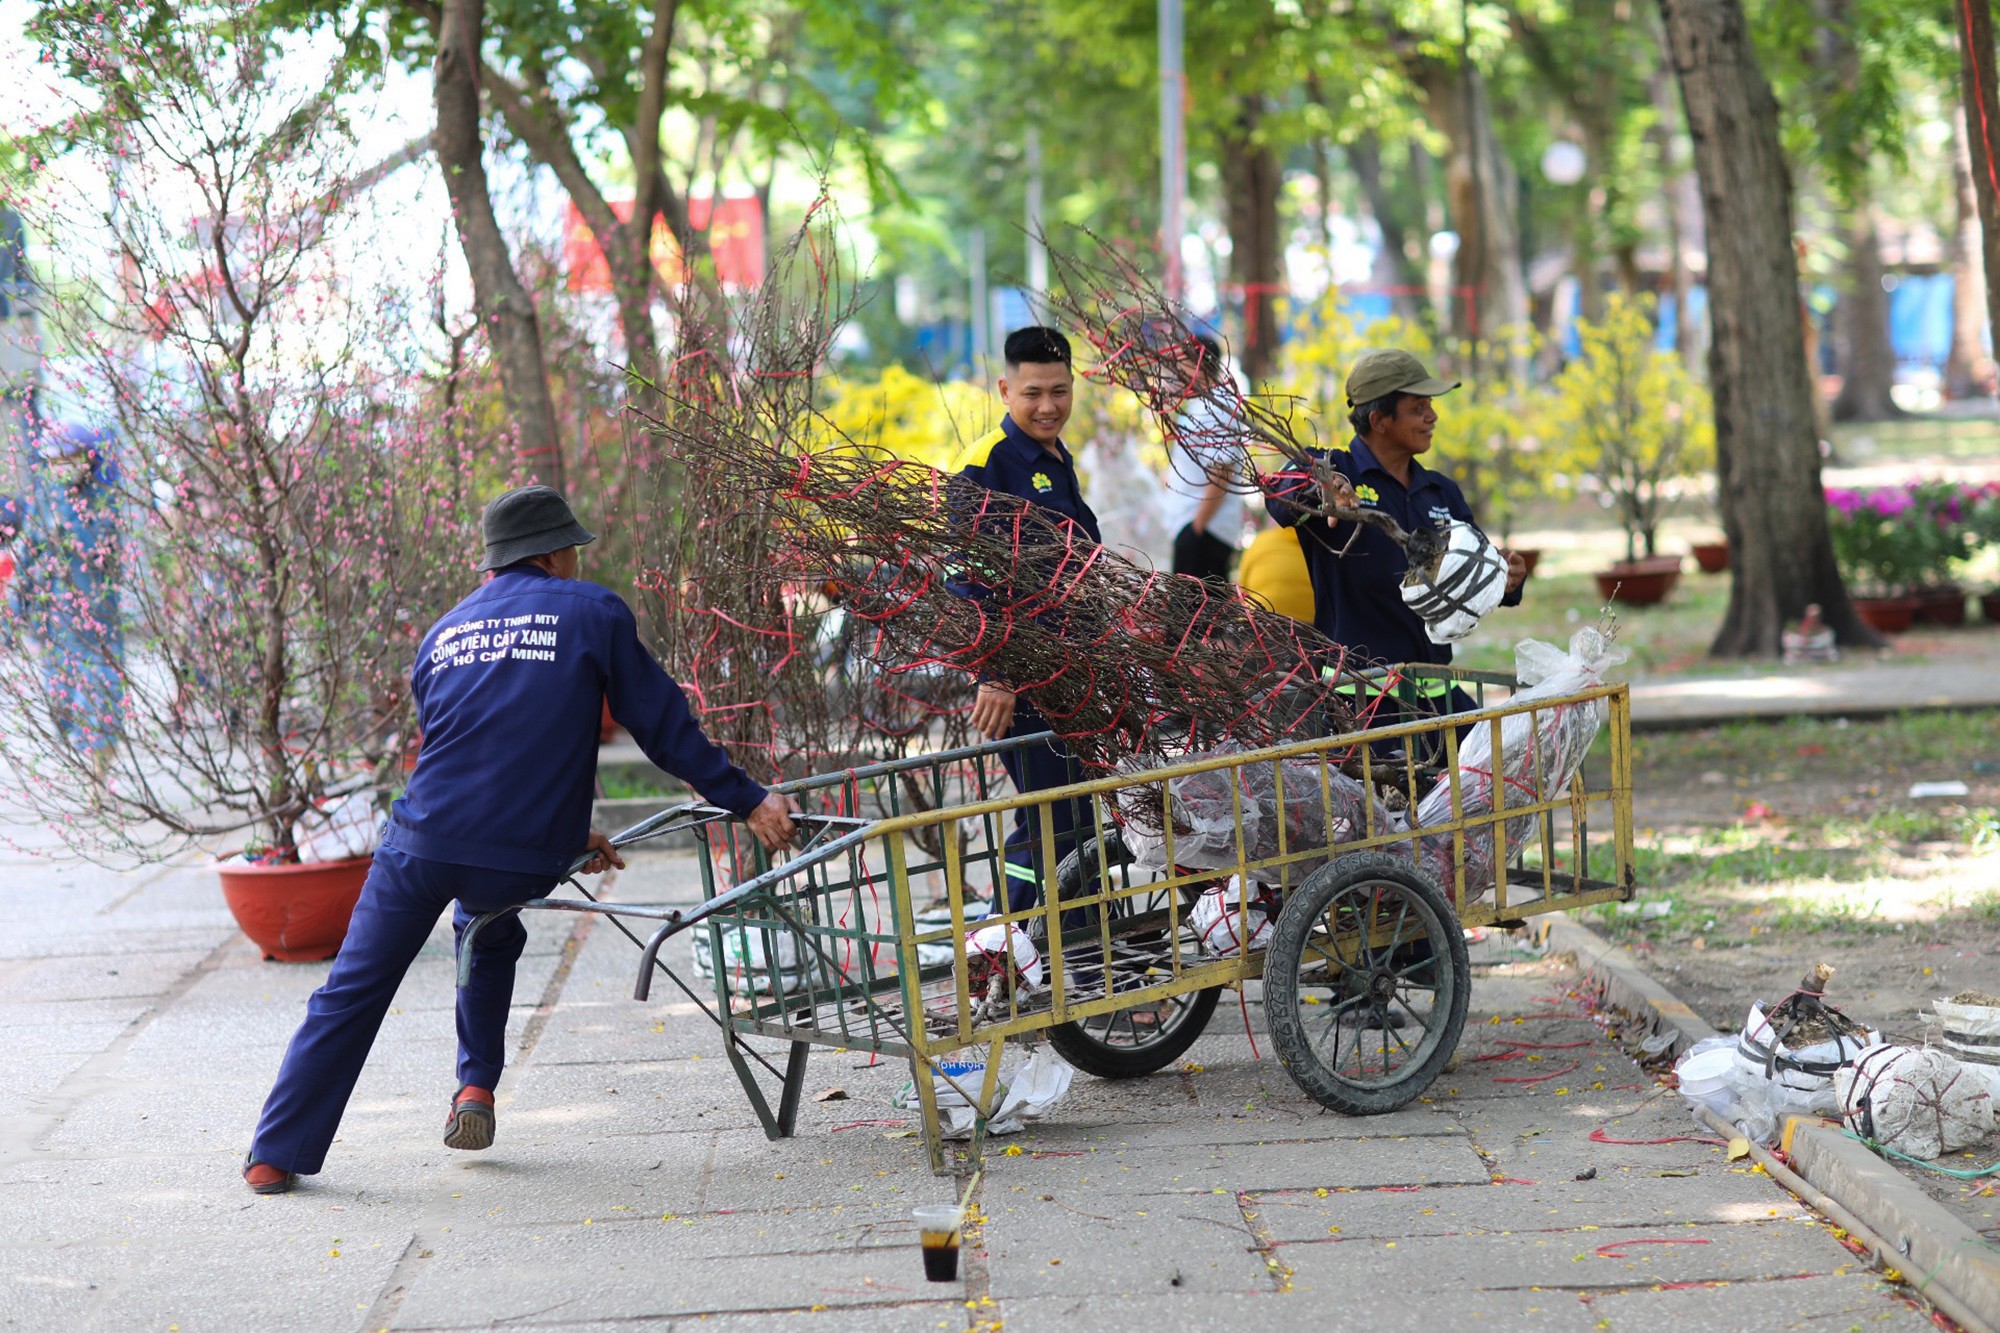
<box><xmin>477</xmin><ymin>485</ymin><xmax>597</xmax><ymax>572</ymax></box>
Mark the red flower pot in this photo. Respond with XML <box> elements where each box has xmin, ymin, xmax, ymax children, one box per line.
<box><xmin>1504</xmin><ymin>547</ymin><xmax>1542</xmax><ymax>579</ymax></box>
<box><xmin>1983</xmin><ymin>590</ymin><xmax>2000</xmax><ymax>625</ymax></box>
<box><xmin>1912</xmin><ymin>588</ymin><xmax>1967</xmax><ymax>627</ymax></box>
<box><xmin>1852</xmin><ymin>595</ymin><xmax>1919</xmax><ymax>635</ymax></box>
<box><xmin>218</xmin><ymin>854</ymin><xmax>372</xmax><ymax>962</ymax></box>
<box><xmin>1593</xmin><ymin>556</ymin><xmax>1683</xmax><ymax>607</ymax></box>
<box><xmin>1690</xmin><ymin>541</ymin><xmax>1730</xmax><ymax>574</ymax></box>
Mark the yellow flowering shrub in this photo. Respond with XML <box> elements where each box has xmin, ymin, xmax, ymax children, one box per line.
<box><xmin>1546</xmin><ymin>294</ymin><xmax>1714</xmax><ymax>563</ymax></box>
<box><xmin>1272</xmin><ymin>295</ymin><xmax>1551</xmax><ymax>538</ymax></box>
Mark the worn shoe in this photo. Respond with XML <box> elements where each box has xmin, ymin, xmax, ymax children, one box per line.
<box><xmin>242</xmin><ymin>1151</ymin><xmax>297</xmax><ymax>1195</ymax></box>
<box><xmin>442</xmin><ymin>1085</ymin><xmax>495</xmax><ymax>1151</ymax></box>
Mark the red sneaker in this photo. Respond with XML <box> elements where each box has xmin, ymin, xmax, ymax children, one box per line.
<box><xmin>442</xmin><ymin>1085</ymin><xmax>495</xmax><ymax>1151</ymax></box>
<box><xmin>242</xmin><ymin>1152</ymin><xmax>296</xmax><ymax>1195</ymax></box>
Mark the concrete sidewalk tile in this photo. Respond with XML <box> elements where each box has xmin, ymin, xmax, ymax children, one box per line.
<box><xmin>0</xmin><ymin>1227</ymin><xmax>408</xmax><ymax>1332</ymax></box>
<box><xmin>1249</xmin><ymin>1171</ymin><xmax>1806</xmax><ymax>1243</ymax></box>
<box><xmin>980</xmin><ymin>1189</ymin><xmax>1268</xmax><ymax>1299</ymax></box>
<box><xmin>697</xmin><ymin>1128</ymin><xmax>931</xmax><ymax>1212</ymax></box>
<box><xmin>1281</xmin><ymin>1216</ymin><xmax>1846</xmax><ymax>1296</ymax></box>
<box><xmin>980</xmin><ymin>1132</ymin><xmax>1492</xmax><ymax>1195</ymax></box>
<box><xmin>1004</xmin><ymin>1288</ymin><xmax>1599</xmax><ymax>1333</ymax></box>
<box><xmin>0</xmin><ymin>995</ymin><xmax>153</xmax><ymax>1032</ymax></box>
<box><xmin>523</xmin><ymin>998</ymin><xmax>730</xmax><ymax>1065</ymax></box>
<box><xmin>661</xmin><ymin>1306</ymin><xmax>967</xmax><ymax>1333</ymax></box>
<box><xmin>1579</xmin><ymin>1271</ymin><xmax>1937</xmax><ymax>1330</ymax></box>
<box><xmin>0</xmin><ymin>947</ymin><xmax>213</xmax><ymax>1002</ymax></box>
<box><xmin>390</xmin><ymin>1222</ymin><xmax>939</xmax><ymax>1326</ymax></box>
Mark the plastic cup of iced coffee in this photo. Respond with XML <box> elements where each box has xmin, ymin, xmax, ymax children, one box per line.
<box><xmin>913</xmin><ymin>1203</ymin><xmax>963</xmax><ymax>1282</ymax></box>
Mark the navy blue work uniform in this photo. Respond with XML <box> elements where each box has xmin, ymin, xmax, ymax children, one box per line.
<box><xmin>250</xmin><ymin>566</ymin><xmax>767</xmax><ymax>1176</ymax></box>
<box><xmin>953</xmin><ymin>417</ymin><xmax>1100</xmax><ymax>915</ymax></box>
<box><xmin>1265</xmin><ymin>437</ymin><xmax>1521</xmax><ymax>739</ymax></box>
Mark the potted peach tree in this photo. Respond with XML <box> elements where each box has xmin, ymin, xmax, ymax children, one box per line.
<box><xmin>0</xmin><ymin>13</ymin><xmax>475</xmax><ymax>957</ymax></box>
<box><xmin>1548</xmin><ymin>296</ymin><xmax>1714</xmax><ymax>607</ymax></box>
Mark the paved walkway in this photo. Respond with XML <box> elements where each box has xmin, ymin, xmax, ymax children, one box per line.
<box><xmin>0</xmin><ymin>847</ymin><xmax>1936</xmax><ymax>1331</ymax></box>
<box><xmin>1628</xmin><ymin>646</ymin><xmax>2000</xmax><ymax>729</ymax></box>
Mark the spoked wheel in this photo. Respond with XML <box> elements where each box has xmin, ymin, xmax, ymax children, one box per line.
<box><xmin>1046</xmin><ymin>983</ymin><xmax>1221</xmax><ymax>1078</ymax></box>
<box><xmin>1264</xmin><ymin>852</ymin><xmax>1469</xmax><ymax>1115</ymax></box>
<box><xmin>1039</xmin><ymin>823</ymin><xmax>1220</xmax><ymax>1078</ymax></box>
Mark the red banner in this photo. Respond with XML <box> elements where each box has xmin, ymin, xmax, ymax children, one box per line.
<box><xmin>564</xmin><ymin>194</ymin><xmax>765</xmax><ymax>294</ymax></box>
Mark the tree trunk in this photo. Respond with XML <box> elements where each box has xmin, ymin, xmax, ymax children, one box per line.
<box><xmin>1948</xmin><ymin>105</ymin><xmax>1990</xmax><ymax>398</ymax></box>
<box><xmin>1956</xmin><ymin>3</ymin><xmax>2000</xmax><ymax>402</ymax></box>
<box><xmin>1416</xmin><ymin>58</ymin><xmax>1531</xmax><ymax>347</ymax></box>
<box><xmin>433</xmin><ymin>0</ymin><xmax>564</xmax><ymax>489</ymax></box>
<box><xmin>1649</xmin><ymin>55</ymin><xmax>1704</xmax><ymax>373</ymax></box>
<box><xmin>1656</xmin><ymin>0</ymin><xmax>1879</xmax><ymax>655</ymax></box>
<box><xmin>1220</xmin><ymin>95</ymin><xmax>1282</xmax><ymax>384</ymax></box>
<box><xmin>1349</xmin><ymin>132</ymin><xmax>1428</xmax><ymax>319</ymax></box>
<box><xmin>1830</xmin><ymin>207</ymin><xmax>1904</xmax><ymax>421</ymax></box>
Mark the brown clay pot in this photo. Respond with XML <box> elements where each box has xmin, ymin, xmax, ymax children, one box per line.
<box><xmin>1911</xmin><ymin>587</ymin><xmax>1968</xmax><ymax>628</ymax></box>
<box><xmin>1593</xmin><ymin>555</ymin><xmax>1683</xmax><ymax>607</ymax></box>
<box><xmin>1690</xmin><ymin>541</ymin><xmax>1730</xmax><ymax>575</ymax></box>
<box><xmin>1852</xmin><ymin>595</ymin><xmax>1919</xmax><ymax>635</ymax></box>
<box><xmin>218</xmin><ymin>854</ymin><xmax>372</xmax><ymax>962</ymax></box>
<box><xmin>1505</xmin><ymin>547</ymin><xmax>1543</xmax><ymax>579</ymax></box>
<box><xmin>1983</xmin><ymin>590</ymin><xmax>2000</xmax><ymax>625</ymax></box>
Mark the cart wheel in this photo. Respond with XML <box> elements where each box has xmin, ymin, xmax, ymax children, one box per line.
<box><xmin>1045</xmin><ymin>984</ymin><xmax>1221</xmax><ymax>1079</ymax></box>
<box><xmin>1264</xmin><ymin>852</ymin><xmax>1468</xmax><ymax>1116</ymax></box>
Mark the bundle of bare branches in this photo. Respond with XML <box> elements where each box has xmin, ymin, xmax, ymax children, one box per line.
<box><xmin>1041</xmin><ymin>237</ymin><xmax>1453</xmax><ymax>581</ymax></box>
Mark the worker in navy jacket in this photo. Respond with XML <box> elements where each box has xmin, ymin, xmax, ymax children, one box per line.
<box><xmin>1264</xmin><ymin>349</ymin><xmax>1526</xmax><ymax>725</ymax></box>
<box><xmin>954</xmin><ymin>326</ymin><xmax>1100</xmax><ymax>916</ymax></box>
<box><xmin>243</xmin><ymin>486</ymin><xmax>800</xmax><ymax>1195</ymax></box>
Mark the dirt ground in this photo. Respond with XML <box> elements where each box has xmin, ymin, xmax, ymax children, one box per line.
<box><xmin>1591</xmin><ymin>709</ymin><xmax>2000</xmax><ymax>1239</ymax></box>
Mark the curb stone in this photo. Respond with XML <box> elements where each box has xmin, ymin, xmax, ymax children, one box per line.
<box><xmin>1529</xmin><ymin>910</ymin><xmax>2000</xmax><ymax>1332</ymax></box>
<box><xmin>1787</xmin><ymin>1122</ymin><xmax>2000</xmax><ymax>1331</ymax></box>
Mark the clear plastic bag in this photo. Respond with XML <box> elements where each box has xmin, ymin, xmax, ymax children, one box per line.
<box><xmin>1401</xmin><ymin>629</ymin><xmax>1627</xmax><ymax>897</ymax></box>
<box><xmin>1127</xmin><ymin>746</ymin><xmax>1398</xmax><ymax>885</ymax></box>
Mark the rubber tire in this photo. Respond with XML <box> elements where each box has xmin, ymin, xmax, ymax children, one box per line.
<box><xmin>1046</xmin><ymin>984</ymin><xmax>1222</xmax><ymax>1079</ymax></box>
<box><xmin>1264</xmin><ymin>852</ymin><xmax>1469</xmax><ymax>1116</ymax></box>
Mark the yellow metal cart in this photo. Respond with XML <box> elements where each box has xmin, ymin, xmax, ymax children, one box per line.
<box><xmin>463</xmin><ymin>663</ymin><xmax>1635</xmax><ymax>1173</ymax></box>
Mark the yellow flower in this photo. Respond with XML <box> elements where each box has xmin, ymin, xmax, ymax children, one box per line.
<box><xmin>1354</xmin><ymin>484</ymin><xmax>1379</xmax><ymax>505</ymax></box>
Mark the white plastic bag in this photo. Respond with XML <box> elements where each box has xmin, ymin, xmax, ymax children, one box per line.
<box><xmin>895</xmin><ymin>1045</ymin><xmax>1076</xmax><ymax>1139</ymax></box>
<box><xmin>1401</xmin><ymin>629</ymin><xmax>1626</xmax><ymax>896</ymax></box>
<box><xmin>1401</xmin><ymin>522</ymin><xmax>1508</xmax><ymax>644</ymax></box>
<box><xmin>692</xmin><ymin>923</ymin><xmax>814</xmax><ymax>995</ymax></box>
<box><xmin>1928</xmin><ymin>996</ymin><xmax>2000</xmax><ymax>1068</ymax></box>
<box><xmin>1729</xmin><ymin>999</ymin><xmax>1882</xmax><ymax>1122</ymax></box>
<box><xmin>965</xmin><ymin>920</ymin><xmax>1044</xmax><ymax>990</ymax></box>
<box><xmin>1835</xmin><ymin>1046</ymin><xmax>1992</xmax><ymax>1160</ymax></box>
<box><xmin>292</xmin><ymin>790</ymin><xmax>385</xmax><ymax>864</ymax></box>
<box><xmin>1191</xmin><ymin>876</ymin><xmax>1276</xmax><ymax>956</ymax></box>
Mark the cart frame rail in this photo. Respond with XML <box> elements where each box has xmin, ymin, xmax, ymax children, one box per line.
<box><xmin>461</xmin><ymin>663</ymin><xmax>1635</xmax><ymax>1171</ymax></box>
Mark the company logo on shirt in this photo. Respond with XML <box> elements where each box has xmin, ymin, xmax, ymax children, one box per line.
<box><xmin>1353</xmin><ymin>484</ymin><xmax>1380</xmax><ymax>505</ymax></box>
<box><xmin>1429</xmin><ymin>505</ymin><xmax>1453</xmax><ymax>523</ymax></box>
<box><xmin>1031</xmin><ymin>471</ymin><xmax>1054</xmax><ymax>493</ymax></box>
<box><xmin>426</xmin><ymin>612</ymin><xmax>563</xmax><ymax>678</ymax></box>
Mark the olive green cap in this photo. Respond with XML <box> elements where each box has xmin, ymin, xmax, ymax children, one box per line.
<box><xmin>1344</xmin><ymin>349</ymin><xmax>1460</xmax><ymax>406</ymax></box>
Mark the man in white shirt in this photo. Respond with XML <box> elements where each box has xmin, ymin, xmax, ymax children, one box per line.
<box><xmin>1162</xmin><ymin>334</ymin><xmax>1244</xmax><ymax>585</ymax></box>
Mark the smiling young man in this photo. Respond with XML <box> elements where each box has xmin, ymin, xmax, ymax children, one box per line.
<box><xmin>952</xmin><ymin>325</ymin><xmax>1100</xmax><ymax>913</ymax></box>
<box><xmin>1264</xmin><ymin>347</ymin><xmax>1526</xmax><ymax>689</ymax></box>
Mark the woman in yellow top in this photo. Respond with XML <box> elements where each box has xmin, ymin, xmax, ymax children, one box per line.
<box><xmin>1237</xmin><ymin>522</ymin><xmax>1315</xmax><ymax>623</ymax></box>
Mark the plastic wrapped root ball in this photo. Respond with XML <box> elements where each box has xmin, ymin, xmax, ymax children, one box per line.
<box><xmin>1401</xmin><ymin>522</ymin><xmax>1508</xmax><ymax>645</ymax></box>
<box><xmin>1190</xmin><ymin>876</ymin><xmax>1277</xmax><ymax>956</ymax></box>
<box><xmin>1124</xmin><ymin>746</ymin><xmax>1400</xmax><ymax>887</ymax></box>
<box><xmin>963</xmin><ymin>920</ymin><xmax>1044</xmax><ymax>994</ymax></box>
